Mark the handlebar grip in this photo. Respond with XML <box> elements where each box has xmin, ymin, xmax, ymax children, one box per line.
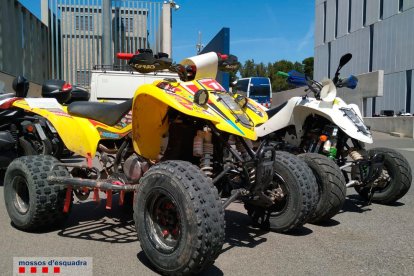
<box><xmin>277</xmin><ymin>71</ymin><xmax>289</xmax><ymax>78</ymax></box>
<box><xmin>116</xmin><ymin>53</ymin><xmax>135</xmax><ymax>60</ymax></box>
<box><xmin>217</xmin><ymin>53</ymin><xmax>228</xmax><ymax>60</ymax></box>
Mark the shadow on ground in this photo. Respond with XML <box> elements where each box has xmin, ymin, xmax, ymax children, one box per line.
<box><xmin>57</xmin><ymin>195</ymin><xmax>137</xmax><ymax>243</ymax></box>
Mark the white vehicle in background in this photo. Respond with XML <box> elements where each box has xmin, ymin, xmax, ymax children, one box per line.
<box><xmin>235</xmin><ymin>77</ymin><xmax>272</xmax><ymax>108</ymax></box>
<box><xmin>89</xmin><ymin>69</ymin><xmax>178</xmax><ymax>102</ymax></box>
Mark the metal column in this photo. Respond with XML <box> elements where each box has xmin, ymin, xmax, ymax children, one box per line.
<box><xmin>102</xmin><ymin>0</ymin><xmax>112</xmax><ymax>66</ymax></box>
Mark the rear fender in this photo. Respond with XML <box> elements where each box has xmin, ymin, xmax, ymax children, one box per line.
<box><xmin>255</xmin><ymin>97</ymin><xmax>301</xmax><ymax>137</ymax></box>
<box><xmin>12</xmin><ymin>99</ymin><xmax>101</xmax><ymax>157</ymax></box>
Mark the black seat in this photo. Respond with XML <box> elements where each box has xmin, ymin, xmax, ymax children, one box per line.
<box><xmin>68</xmin><ymin>99</ymin><xmax>132</xmax><ymax>126</ymax></box>
<box><xmin>265</xmin><ymin>101</ymin><xmax>288</xmax><ymax>118</ymax></box>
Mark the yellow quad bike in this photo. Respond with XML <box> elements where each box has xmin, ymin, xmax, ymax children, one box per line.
<box><xmin>4</xmin><ymin>51</ymin><xmax>318</xmax><ymax>275</ymax></box>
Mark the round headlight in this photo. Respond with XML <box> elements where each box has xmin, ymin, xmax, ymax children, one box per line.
<box><xmin>235</xmin><ymin>95</ymin><xmax>248</xmax><ymax>108</ymax></box>
<box><xmin>194</xmin><ymin>89</ymin><xmax>209</xmax><ymax>106</ymax></box>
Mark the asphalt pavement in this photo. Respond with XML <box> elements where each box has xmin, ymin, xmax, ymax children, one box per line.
<box><xmin>1</xmin><ymin>131</ymin><xmax>413</xmax><ymax>276</ymax></box>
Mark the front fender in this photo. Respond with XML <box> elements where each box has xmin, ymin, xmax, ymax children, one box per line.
<box><xmin>132</xmin><ymin>84</ymin><xmax>259</xmax><ymax>160</ymax></box>
<box><xmin>132</xmin><ymin>84</ymin><xmax>223</xmax><ymax>160</ymax></box>
<box><xmin>293</xmin><ymin>101</ymin><xmax>373</xmax><ymax>144</ymax></box>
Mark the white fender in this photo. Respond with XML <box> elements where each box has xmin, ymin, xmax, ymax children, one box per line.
<box><xmin>256</xmin><ymin>96</ymin><xmax>373</xmax><ymax>144</ymax></box>
<box><xmin>255</xmin><ymin>97</ymin><xmax>302</xmax><ymax>137</ymax></box>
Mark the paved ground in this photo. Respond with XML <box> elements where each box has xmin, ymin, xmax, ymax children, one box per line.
<box><xmin>1</xmin><ymin>131</ymin><xmax>413</xmax><ymax>275</ymax></box>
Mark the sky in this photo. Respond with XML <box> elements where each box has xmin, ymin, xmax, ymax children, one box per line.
<box><xmin>19</xmin><ymin>0</ymin><xmax>315</xmax><ymax>64</ymax></box>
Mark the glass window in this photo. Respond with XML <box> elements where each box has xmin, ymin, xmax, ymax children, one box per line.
<box><xmin>249</xmin><ymin>78</ymin><xmax>271</xmax><ymax>97</ymax></box>
<box><xmin>236</xmin><ymin>79</ymin><xmax>249</xmax><ymax>93</ymax></box>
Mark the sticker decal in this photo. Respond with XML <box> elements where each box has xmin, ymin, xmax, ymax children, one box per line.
<box><xmin>198</xmin><ymin>79</ymin><xmax>225</xmax><ymax>92</ymax></box>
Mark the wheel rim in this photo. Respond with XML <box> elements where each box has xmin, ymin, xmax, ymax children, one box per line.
<box><xmin>145</xmin><ymin>190</ymin><xmax>182</xmax><ymax>254</ymax></box>
<box><xmin>12</xmin><ymin>176</ymin><xmax>30</xmax><ymax>214</ymax></box>
<box><xmin>268</xmin><ymin>172</ymin><xmax>289</xmax><ymax>216</ymax></box>
<box><xmin>372</xmin><ymin>165</ymin><xmax>392</xmax><ymax>193</ymax></box>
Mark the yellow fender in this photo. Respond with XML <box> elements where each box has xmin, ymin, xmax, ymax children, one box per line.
<box><xmin>12</xmin><ymin>99</ymin><xmax>130</xmax><ymax>157</ymax></box>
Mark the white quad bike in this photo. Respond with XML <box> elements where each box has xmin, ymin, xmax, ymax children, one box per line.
<box><xmin>256</xmin><ymin>53</ymin><xmax>412</xmax><ymax>223</ymax></box>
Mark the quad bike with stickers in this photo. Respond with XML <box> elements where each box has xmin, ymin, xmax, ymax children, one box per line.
<box><xmin>256</xmin><ymin>53</ymin><xmax>412</xmax><ymax>223</ymax></box>
<box><xmin>4</xmin><ymin>50</ymin><xmax>318</xmax><ymax>275</ymax></box>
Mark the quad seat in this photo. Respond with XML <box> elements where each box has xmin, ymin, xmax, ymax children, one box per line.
<box><xmin>266</xmin><ymin>101</ymin><xmax>287</xmax><ymax>118</ymax></box>
<box><xmin>67</xmin><ymin>99</ymin><xmax>132</xmax><ymax>126</ymax></box>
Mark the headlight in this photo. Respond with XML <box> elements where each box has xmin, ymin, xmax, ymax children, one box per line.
<box><xmin>235</xmin><ymin>95</ymin><xmax>248</xmax><ymax>108</ymax></box>
<box><xmin>194</xmin><ymin>89</ymin><xmax>209</xmax><ymax>106</ymax></box>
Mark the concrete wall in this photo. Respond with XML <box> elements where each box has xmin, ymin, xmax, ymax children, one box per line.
<box><xmin>0</xmin><ymin>72</ymin><xmax>42</xmax><ymax>97</ymax></box>
<box><xmin>0</xmin><ymin>0</ymin><xmax>50</xmax><ymax>84</ymax></box>
<box><xmin>364</xmin><ymin>117</ymin><xmax>414</xmax><ymax>138</ymax></box>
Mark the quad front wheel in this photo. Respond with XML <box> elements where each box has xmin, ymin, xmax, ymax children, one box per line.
<box><xmin>245</xmin><ymin>151</ymin><xmax>319</xmax><ymax>232</ymax></box>
<box><xmin>355</xmin><ymin>147</ymin><xmax>412</xmax><ymax>204</ymax></box>
<box><xmin>4</xmin><ymin>155</ymin><xmax>71</xmax><ymax>231</ymax></box>
<box><xmin>299</xmin><ymin>153</ymin><xmax>346</xmax><ymax>223</ymax></box>
<box><xmin>134</xmin><ymin>160</ymin><xmax>225</xmax><ymax>275</ymax></box>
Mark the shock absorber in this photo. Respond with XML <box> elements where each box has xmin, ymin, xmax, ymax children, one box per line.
<box><xmin>349</xmin><ymin>149</ymin><xmax>364</xmax><ymax>161</ymax></box>
<box><xmin>193</xmin><ymin>128</ymin><xmax>214</xmax><ymax>178</ymax></box>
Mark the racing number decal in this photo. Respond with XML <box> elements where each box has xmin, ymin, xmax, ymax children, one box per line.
<box><xmin>198</xmin><ymin>79</ymin><xmax>225</xmax><ymax>92</ymax></box>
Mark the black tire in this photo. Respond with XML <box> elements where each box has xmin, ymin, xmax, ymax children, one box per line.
<box><xmin>134</xmin><ymin>160</ymin><xmax>225</xmax><ymax>275</ymax></box>
<box><xmin>355</xmin><ymin>147</ymin><xmax>412</xmax><ymax>204</ymax></box>
<box><xmin>18</xmin><ymin>137</ymin><xmax>37</xmax><ymax>156</ymax></box>
<box><xmin>245</xmin><ymin>151</ymin><xmax>319</xmax><ymax>232</ymax></box>
<box><xmin>4</xmin><ymin>155</ymin><xmax>71</xmax><ymax>231</ymax></box>
<box><xmin>299</xmin><ymin>153</ymin><xmax>346</xmax><ymax>223</ymax></box>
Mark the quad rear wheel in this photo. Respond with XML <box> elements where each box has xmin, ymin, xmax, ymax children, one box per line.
<box><xmin>299</xmin><ymin>153</ymin><xmax>346</xmax><ymax>223</ymax></box>
<box><xmin>134</xmin><ymin>160</ymin><xmax>225</xmax><ymax>275</ymax></box>
<box><xmin>4</xmin><ymin>155</ymin><xmax>71</xmax><ymax>231</ymax></box>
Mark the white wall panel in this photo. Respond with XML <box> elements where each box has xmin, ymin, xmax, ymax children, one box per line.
<box><xmin>404</xmin><ymin>0</ymin><xmax>414</xmax><ymax>10</ymax></box>
<box><xmin>330</xmin><ymin>27</ymin><xmax>370</xmax><ymax>77</ymax></box>
<box><xmin>375</xmin><ymin>72</ymin><xmax>406</xmax><ymax>113</ymax></box>
<box><xmin>314</xmin><ymin>44</ymin><xmax>330</xmax><ymax>80</ymax></box>
<box><xmin>337</xmin><ymin>0</ymin><xmax>350</xmax><ymax>38</ymax></box>
<box><xmin>383</xmin><ymin>0</ymin><xmax>399</xmax><ymax>19</ymax></box>
<box><xmin>316</xmin><ymin>0</ymin><xmax>327</xmax><ymax>6</ymax></box>
<box><xmin>373</xmin><ymin>9</ymin><xmax>414</xmax><ymax>74</ymax></box>
<box><xmin>326</xmin><ymin>0</ymin><xmax>337</xmax><ymax>42</ymax></box>
<box><xmin>315</xmin><ymin>3</ymin><xmax>325</xmax><ymax>46</ymax></box>
<box><xmin>350</xmin><ymin>0</ymin><xmax>364</xmax><ymax>32</ymax></box>
<box><xmin>365</xmin><ymin>0</ymin><xmax>380</xmax><ymax>25</ymax></box>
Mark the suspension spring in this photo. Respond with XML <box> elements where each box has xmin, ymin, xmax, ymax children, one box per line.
<box><xmin>236</xmin><ymin>140</ymin><xmax>249</xmax><ymax>160</ymax></box>
<box><xmin>349</xmin><ymin>150</ymin><xmax>363</xmax><ymax>161</ymax></box>
<box><xmin>200</xmin><ymin>142</ymin><xmax>214</xmax><ymax>178</ymax></box>
<box><xmin>195</xmin><ymin>128</ymin><xmax>214</xmax><ymax>178</ymax></box>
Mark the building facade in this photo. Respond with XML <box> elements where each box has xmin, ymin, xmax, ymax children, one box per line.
<box><xmin>314</xmin><ymin>0</ymin><xmax>414</xmax><ymax>116</ymax></box>
<box><xmin>59</xmin><ymin>4</ymin><xmax>150</xmax><ymax>86</ymax></box>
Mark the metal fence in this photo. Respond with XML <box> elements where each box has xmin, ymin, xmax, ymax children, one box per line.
<box><xmin>0</xmin><ymin>0</ymin><xmax>49</xmax><ymax>84</ymax></box>
<box><xmin>48</xmin><ymin>0</ymin><xmax>164</xmax><ymax>86</ymax></box>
